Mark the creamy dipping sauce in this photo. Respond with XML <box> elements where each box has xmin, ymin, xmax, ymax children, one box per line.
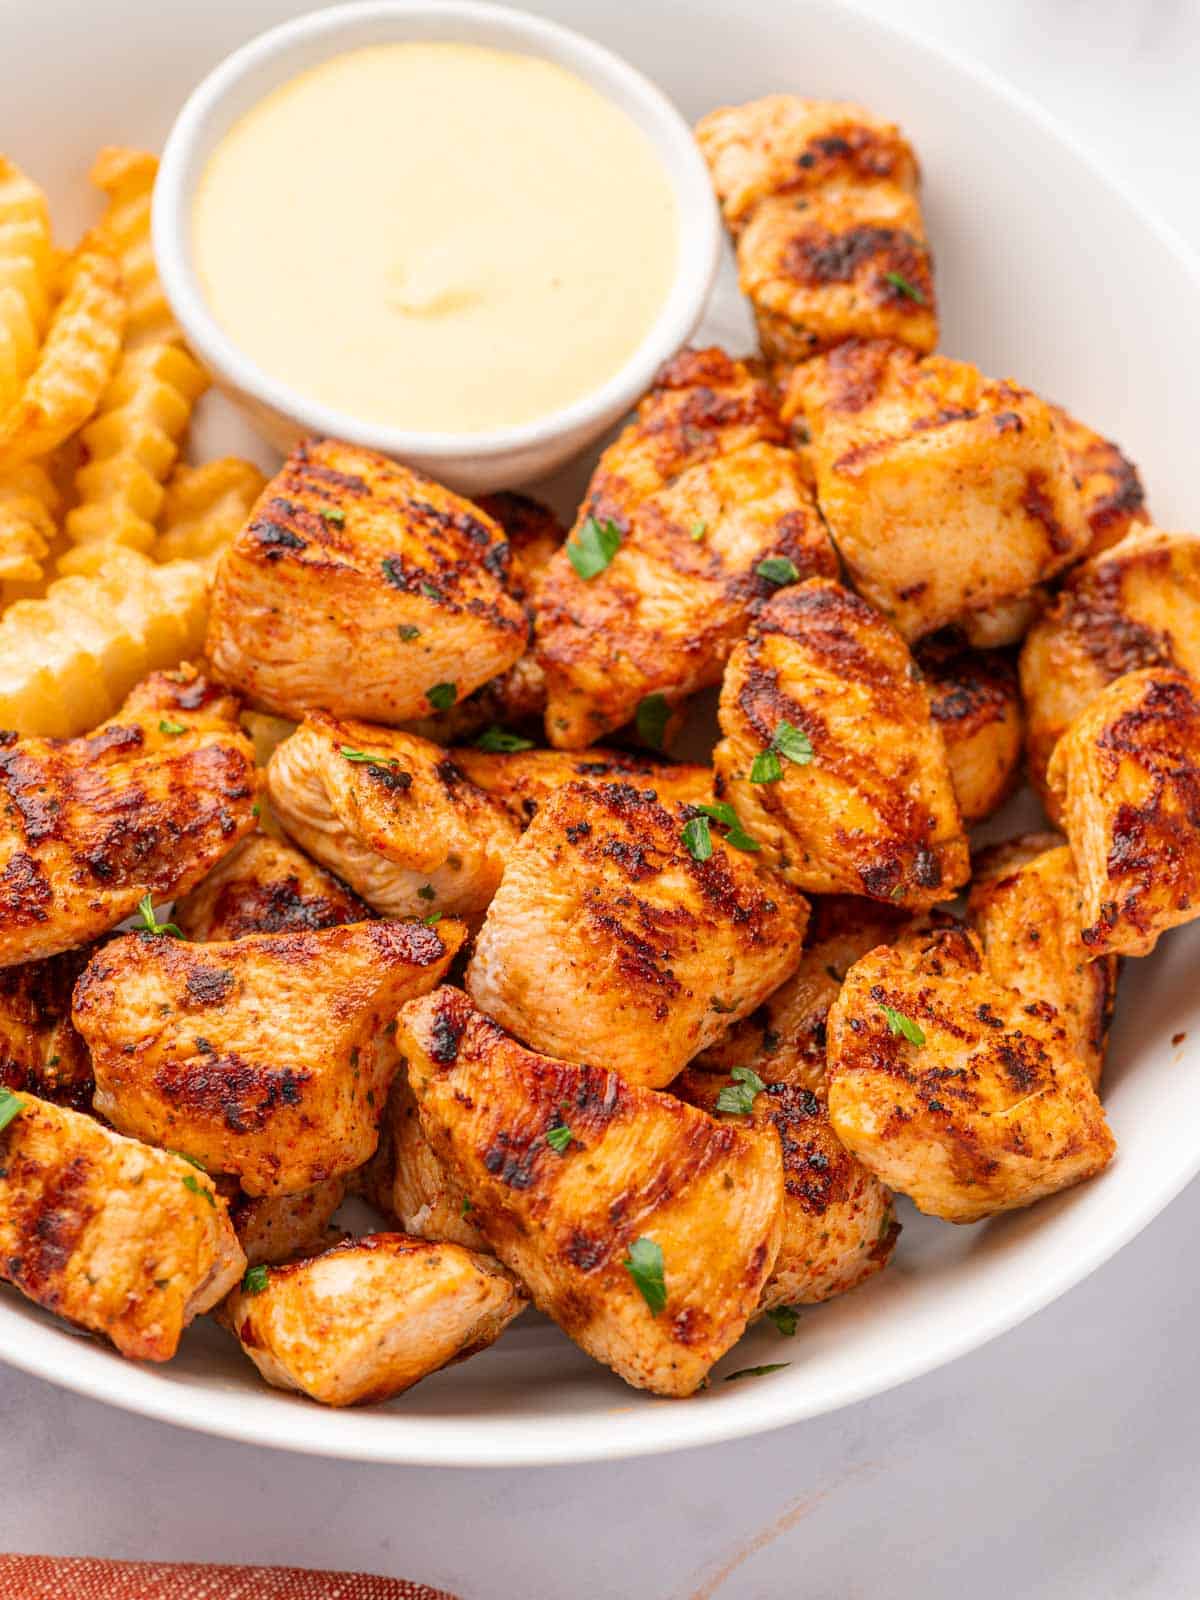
<box><xmin>192</xmin><ymin>42</ymin><xmax>679</xmax><ymax>434</ymax></box>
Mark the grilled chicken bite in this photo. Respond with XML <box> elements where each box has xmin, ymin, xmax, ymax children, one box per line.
<box><xmin>401</xmin><ymin>987</ymin><xmax>782</xmax><ymax>1396</ymax></box>
<box><xmin>915</xmin><ymin>635</ymin><xmax>1023</xmax><ymax>824</ymax></box>
<box><xmin>1019</xmin><ymin>527</ymin><xmax>1200</xmax><ymax>802</ymax></box>
<box><xmin>267</xmin><ymin>713</ymin><xmax>518</xmax><ymax>921</ymax></box>
<box><xmin>467</xmin><ymin>781</ymin><xmax>808</xmax><ymax>1087</ymax></box>
<box><xmin>0</xmin><ymin>945</ymin><xmax>93</xmax><ymax>1108</ymax></box>
<box><xmin>361</xmin><ymin>1068</ymin><xmax>486</xmax><ymax>1251</ymax></box>
<box><xmin>695</xmin><ymin>96</ymin><xmax>937</xmax><ymax>363</ymax></box>
<box><xmin>0</xmin><ymin>1094</ymin><xmax>244</xmax><ymax>1360</ymax></box>
<box><xmin>1050</xmin><ymin>403</ymin><xmax>1149</xmax><ymax>557</ymax></box>
<box><xmin>969</xmin><ymin>836</ymin><xmax>1117</xmax><ymax>1087</ymax></box>
<box><xmin>826</xmin><ymin>924</ymin><xmax>1115</xmax><ymax>1222</ymax></box>
<box><xmin>715</xmin><ymin>581</ymin><xmax>968</xmax><ymax>906</ymax></box>
<box><xmin>219</xmin><ymin>1233</ymin><xmax>525</xmax><ymax>1407</ymax></box>
<box><xmin>535</xmin><ymin>347</ymin><xmax>837</xmax><ymax>748</ymax></box>
<box><xmin>0</xmin><ymin>666</ymin><xmax>257</xmax><ymax>965</ymax></box>
<box><xmin>206</xmin><ymin>438</ymin><xmax>528</xmax><ymax>724</ymax></box>
<box><xmin>784</xmin><ymin>340</ymin><xmax>1091</xmax><ymax>640</ymax></box>
<box><xmin>1047</xmin><ymin>668</ymin><xmax>1200</xmax><ymax>957</ymax></box>
<box><xmin>452</xmin><ymin>745</ymin><xmax>713</xmax><ymax>829</ymax></box>
<box><xmin>174</xmin><ymin>831</ymin><xmax>372</xmax><ymax>942</ymax></box>
<box><xmin>74</xmin><ymin>917</ymin><xmax>465</xmax><ymax>1195</ymax></box>
<box><xmin>678</xmin><ymin>1069</ymin><xmax>896</xmax><ymax>1308</ymax></box>
<box><xmin>229</xmin><ymin>1177</ymin><xmax>347</xmax><ymax>1268</ymax></box>
<box><xmin>693</xmin><ymin>894</ymin><xmax>911</xmax><ymax>1092</ymax></box>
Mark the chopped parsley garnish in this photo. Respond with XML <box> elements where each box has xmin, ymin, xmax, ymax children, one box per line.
<box><xmin>884</xmin><ymin>270</ymin><xmax>926</xmax><ymax>304</ymax></box>
<box><xmin>420</xmin><ymin>581</ymin><xmax>441</xmax><ymax>601</ymax></box>
<box><xmin>181</xmin><ymin>1172</ymin><xmax>214</xmax><ymax>1207</ymax></box>
<box><xmin>716</xmin><ymin>1066</ymin><xmax>766</xmax><ymax>1116</ymax></box>
<box><xmin>474</xmin><ymin>725</ymin><xmax>535</xmax><ymax>753</ymax></box>
<box><xmin>692</xmin><ymin>801</ymin><xmax>760</xmax><ymax>853</ymax></box>
<box><xmin>320</xmin><ymin>506</ymin><xmax>346</xmax><ymax>526</ymax></box>
<box><xmin>765</xmin><ymin>1304</ymin><xmax>800</xmax><ymax>1337</ymax></box>
<box><xmin>880</xmin><ymin>1004</ymin><xmax>925</xmax><ymax>1047</ymax></box>
<box><xmin>681</xmin><ymin>814</ymin><xmax>713</xmax><ymax>862</ymax></box>
<box><xmin>567</xmin><ymin>516</ymin><xmax>621</xmax><ymax>580</ymax></box>
<box><xmin>242</xmin><ymin>1264</ymin><xmax>270</xmax><ymax>1296</ymax></box>
<box><xmin>426</xmin><ymin>681</ymin><xmax>457</xmax><ymax>711</ymax></box>
<box><xmin>251</xmin><ymin>804</ymin><xmax>261</xmax><ymax>819</ymax></box>
<box><xmin>460</xmin><ymin>1195</ymin><xmax>474</xmax><ymax>1218</ymax></box>
<box><xmin>340</xmin><ymin>745</ymin><xmax>401</xmax><ymax>770</ymax></box>
<box><xmin>623</xmin><ymin>1236</ymin><xmax>666</xmax><ymax>1315</ymax></box>
<box><xmin>755</xmin><ymin>555</ymin><xmax>801</xmax><ymax>587</ymax></box>
<box><xmin>170</xmin><ymin>1150</ymin><xmax>208</xmax><ymax>1173</ymax></box>
<box><xmin>381</xmin><ymin>557</ymin><xmax>406</xmax><ymax>588</ymax></box>
<box><xmin>136</xmin><ymin>894</ymin><xmax>183</xmax><ymax>939</ymax></box>
<box><xmin>691</xmin><ymin>520</ymin><xmax>708</xmax><ymax>542</ymax></box>
<box><xmin>545</xmin><ymin>1118</ymin><xmax>573</xmax><ymax>1155</ymax></box>
<box><xmin>158</xmin><ymin>717</ymin><xmax>186</xmax><ymax>736</ymax></box>
<box><xmin>417</xmin><ymin>884</ymin><xmax>436</xmax><ymax>901</ymax></box>
<box><xmin>724</xmin><ymin>1362</ymin><xmax>790</xmax><ymax>1382</ymax></box>
<box><xmin>0</xmin><ymin>1086</ymin><xmax>24</xmax><ymax>1134</ymax></box>
<box><xmin>424</xmin><ymin>912</ymin><xmax>443</xmax><ymax>926</ymax></box>
<box><xmin>397</xmin><ymin>624</ymin><xmax>421</xmax><ymax>641</ymax></box>
<box><xmin>751</xmin><ymin>719</ymin><xmax>814</xmax><ymax>783</ymax></box>
<box><xmin>635</xmin><ymin>693</ymin><xmax>670</xmax><ymax>751</ymax></box>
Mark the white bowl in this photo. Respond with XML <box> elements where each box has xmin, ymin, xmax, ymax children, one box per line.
<box><xmin>152</xmin><ymin>0</ymin><xmax>721</xmax><ymax>494</ymax></box>
<box><xmin>1</xmin><ymin>0</ymin><xmax>1199</xmax><ymax>1468</ymax></box>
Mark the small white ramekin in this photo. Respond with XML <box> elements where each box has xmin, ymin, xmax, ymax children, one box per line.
<box><xmin>154</xmin><ymin>0</ymin><xmax>721</xmax><ymax>494</ymax></box>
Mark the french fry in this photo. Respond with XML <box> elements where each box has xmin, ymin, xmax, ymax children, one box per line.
<box><xmin>59</xmin><ymin>340</ymin><xmax>209</xmax><ymax>567</ymax></box>
<box><xmin>85</xmin><ymin>147</ymin><xmax>176</xmax><ymax>348</ymax></box>
<box><xmin>0</xmin><ymin>248</ymin><xmax>125</xmax><ymax>469</ymax></box>
<box><xmin>0</xmin><ymin>545</ymin><xmax>207</xmax><ymax>735</ymax></box>
<box><xmin>156</xmin><ymin>455</ymin><xmax>266</xmax><ymax>564</ymax></box>
<box><xmin>0</xmin><ymin>462</ymin><xmax>58</xmax><ymax>603</ymax></box>
<box><xmin>0</xmin><ymin>157</ymin><xmax>54</xmax><ymax>418</ymax></box>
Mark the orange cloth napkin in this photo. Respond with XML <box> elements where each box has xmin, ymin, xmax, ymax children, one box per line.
<box><xmin>0</xmin><ymin>1557</ymin><xmax>460</xmax><ymax>1599</ymax></box>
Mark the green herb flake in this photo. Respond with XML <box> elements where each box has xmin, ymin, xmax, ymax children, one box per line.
<box><xmin>635</xmin><ymin>692</ymin><xmax>670</xmax><ymax>751</ymax></box>
<box><xmin>716</xmin><ymin>1066</ymin><xmax>767</xmax><ymax>1116</ymax></box>
<box><xmin>417</xmin><ymin>884</ymin><xmax>436</xmax><ymax>902</ymax></box>
<box><xmin>320</xmin><ymin>507</ymin><xmax>347</xmax><ymax>526</ymax></box>
<box><xmin>170</xmin><ymin>1150</ymin><xmax>208</xmax><ymax>1173</ymax></box>
<box><xmin>752</xmin><ymin>719</ymin><xmax>814</xmax><ymax>784</ymax></box>
<box><xmin>724</xmin><ymin>1362</ymin><xmax>791</xmax><ymax>1382</ymax></box>
<box><xmin>251</xmin><ymin>804</ymin><xmax>261</xmax><ymax>819</ymax></box>
<box><xmin>681</xmin><ymin>814</ymin><xmax>713</xmax><ymax>862</ymax></box>
<box><xmin>136</xmin><ymin>894</ymin><xmax>183</xmax><ymax>940</ymax></box>
<box><xmin>884</xmin><ymin>270</ymin><xmax>926</xmax><ymax>304</ymax></box>
<box><xmin>765</xmin><ymin>1304</ymin><xmax>800</xmax><ymax>1337</ymax></box>
<box><xmin>242</xmin><ymin>1264</ymin><xmax>270</xmax><ymax>1296</ymax></box>
<box><xmin>460</xmin><ymin>1195</ymin><xmax>474</xmax><ymax>1218</ymax></box>
<box><xmin>880</xmin><ymin>1004</ymin><xmax>925</xmax><ymax>1047</ymax></box>
<box><xmin>426</xmin><ymin>681</ymin><xmax>456</xmax><ymax>712</ymax></box>
<box><xmin>755</xmin><ymin>555</ymin><xmax>801</xmax><ymax>587</ymax></box>
<box><xmin>690</xmin><ymin>520</ymin><xmax>708</xmax><ymax>542</ymax></box>
<box><xmin>340</xmin><ymin>745</ymin><xmax>394</xmax><ymax>766</ymax></box>
<box><xmin>693</xmin><ymin>802</ymin><xmax>761</xmax><ymax>854</ymax></box>
<box><xmin>420</xmin><ymin>581</ymin><xmax>441</xmax><ymax>601</ymax></box>
<box><xmin>181</xmin><ymin>1172</ymin><xmax>215</xmax><ymax>1208</ymax></box>
<box><xmin>397</xmin><ymin>624</ymin><xmax>421</xmax><ymax>641</ymax></box>
<box><xmin>623</xmin><ymin>1236</ymin><xmax>667</xmax><ymax>1315</ymax></box>
<box><xmin>750</xmin><ymin>748</ymin><xmax>782</xmax><ymax>785</ymax></box>
<box><xmin>158</xmin><ymin>717</ymin><xmax>186</xmax><ymax>736</ymax></box>
<box><xmin>545</xmin><ymin>1121</ymin><xmax>573</xmax><ymax>1155</ymax></box>
<box><xmin>0</xmin><ymin>1086</ymin><xmax>25</xmax><ymax>1134</ymax></box>
<box><xmin>474</xmin><ymin>725</ymin><xmax>535</xmax><ymax>753</ymax></box>
<box><xmin>567</xmin><ymin>516</ymin><xmax>622</xmax><ymax>580</ymax></box>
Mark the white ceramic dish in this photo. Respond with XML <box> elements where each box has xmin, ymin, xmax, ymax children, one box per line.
<box><xmin>1</xmin><ymin>0</ymin><xmax>1199</xmax><ymax>1468</ymax></box>
<box><xmin>152</xmin><ymin>0</ymin><xmax>721</xmax><ymax>496</ymax></box>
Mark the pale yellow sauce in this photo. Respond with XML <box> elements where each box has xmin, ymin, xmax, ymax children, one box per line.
<box><xmin>192</xmin><ymin>43</ymin><xmax>679</xmax><ymax>433</ymax></box>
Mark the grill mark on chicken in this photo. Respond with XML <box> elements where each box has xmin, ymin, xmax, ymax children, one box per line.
<box><xmin>1021</xmin><ymin>470</ymin><xmax>1072</xmax><ymax>556</ymax></box>
<box><xmin>185</xmin><ymin>965</ymin><xmax>234</xmax><ymax>1007</ymax></box>
<box><xmin>782</xmin><ymin>224</ymin><xmax>930</xmax><ymax>305</ymax></box>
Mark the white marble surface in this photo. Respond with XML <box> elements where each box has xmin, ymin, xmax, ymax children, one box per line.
<box><xmin>3</xmin><ymin>2</ymin><xmax>1200</xmax><ymax>1594</ymax></box>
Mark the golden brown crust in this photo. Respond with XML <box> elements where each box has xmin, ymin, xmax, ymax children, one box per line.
<box><xmin>1049</xmin><ymin>403</ymin><xmax>1149</xmax><ymax>557</ymax></box>
<box><xmin>401</xmin><ymin>987</ymin><xmax>782</xmax><ymax>1396</ymax></box>
<box><xmin>535</xmin><ymin>347</ymin><xmax>836</xmax><ymax>748</ymax></box>
<box><xmin>1019</xmin><ymin>527</ymin><xmax>1200</xmax><ymax>803</ymax></box>
<box><xmin>229</xmin><ymin>1176</ymin><xmax>347</xmax><ymax>1268</ymax></box>
<box><xmin>74</xmin><ymin>917</ymin><xmax>465</xmax><ymax>1195</ymax></box>
<box><xmin>915</xmin><ymin>635</ymin><xmax>1023</xmax><ymax>824</ymax></box>
<box><xmin>452</xmin><ymin>745</ymin><xmax>713</xmax><ymax>829</ymax></box>
<box><xmin>0</xmin><ymin>1095</ymin><xmax>244</xmax><ymax>1360</ymax></box>
<box><xmin>0</xmin><ymin>945</ymin><xmax>93</xmax><ymax>1108</ymax></box>
<box><xmin>1047</xmin><ymin>667</ymin><xmax>1200</xmax><ymax>957</ymax></box>
<box><xmin>0</xmin><ymin>665</ymin><xmax>258</xmax><ymax>965</ymax></box>
<box><xmin>714</xmin><ymin>580</ymin><xmax>969</xmax><ymax>906</ymax></box>
<box><xmin>206</xmin><ymin>438</ymin><xmax>529</xmax><ymax>724</ymax></box>
<box><xmin>174</xmin><ymin>831</ymin><xmax>373</xmax><ymax>942</ymax></box>
<box><xmin>826</xmin><ymin>925</ymin><xmax>1115</xmax><ymax>1222</ymax></box>
<box><xmin>466</xmin><ymin>780</ymin><xmax>809</xmax><ymax>1086</ymax></box>
<box><xmin>695</xmin><ymin>96</ymin><xmax>937</xmax><ymax>361</ymax></box>
<box><xmin>784</xmin><ymin>341</ymin><xmax>1091</xmax><ymax>640</ymax></box>
<box><xmin>677</xmin><ymin>1068</ymin><xmax>897</xmax><ymax>1307</ymax></box>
